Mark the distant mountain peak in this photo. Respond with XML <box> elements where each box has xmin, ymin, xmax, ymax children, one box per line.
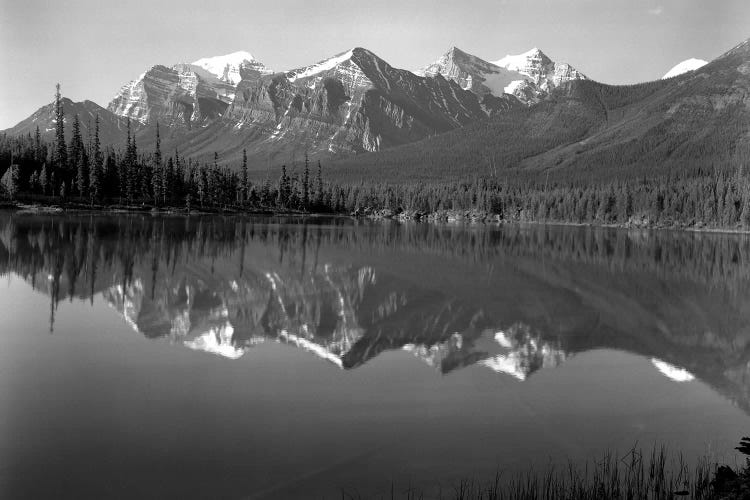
<box><xmin>662</xmin><ymin>58</ymin><xmax>708</xmax><ymax>79</ymax></box>
<box><xmin>418</xmin><ymin>45</ymin><xmax>585</xmax><ymax>104</ymax></box>
<box><xmin>283</xmin><ymin>47</ymin><xmax>388</xmax><ymax>82</ymax></box>
<box><xmin>417</xmin><ymin>47</ymin><xmax>524</xmax><ymax>98</ymax></box>
<box><xmin>190</xmin><ymin>50</ymin><xmax>268</xmax><ymax>84</ymax></box>
<box><xmin>492</xmin><ymin>47</ymin><xmax>552</xmax><ymax>72</ymax></box>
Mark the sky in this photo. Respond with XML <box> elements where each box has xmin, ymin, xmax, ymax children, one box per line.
<box><xmin>1</xmin><ymin>0</ymin><xmax>748</xmax><ymax>129</ymax></box>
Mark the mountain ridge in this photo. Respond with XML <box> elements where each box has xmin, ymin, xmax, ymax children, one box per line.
<box><xmin>3</xmin><ymin>37</ymin><xmax>749</xmax><ymax>173</ymax></box>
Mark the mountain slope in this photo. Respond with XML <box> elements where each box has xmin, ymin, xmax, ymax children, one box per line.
<box><xmin>146</xmin><ymin>47</ymin><xmax>519</xmax><ymax>163</ymax></box>
<box><xmin>327</xmin><ymin>39</ymin><xmax>750</xmax><ymax>182</ymax></box>
<box><xmin>3</xmin><ymin>97</ymin><xmax>134</xmax><ymax>146</ymax></box>
<box><xmin>107</xmin><ymin>51</ymin><xmax>272</xmax><ymax>128</ymax></box>
<box><xmin>95</xmin><ymin>47</ymin><xmax>520</xmax><ymax>163</ymax></box>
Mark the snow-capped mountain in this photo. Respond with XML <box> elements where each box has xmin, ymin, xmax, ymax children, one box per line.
<box><xmin>191</xmin><ymin>50</ymin><xmax>270</xmax><ymax>85</ymax></box>
<box><xmin>104</xmin><ymin>47</ymin><xmax>517</xmax><ymax>156</ymax></box>
<box><xmin>107</xmin><ymin>51</ymin><xmax>272</xmax><ymax>128</ymax></box>
<box><xmin>491</xmin><ymin>47</ymin><xmax>586</xmax><ymax>102</ymax></box>
<box><xmin>416</xmin><ymin>47</ymin><xmax>526</xmax><ymax>97</ymax></box>
<box><xmin>11</xmin><ymin>44</ymin><xmax>585</xmax><ymax>161</ymax></box>
<box><xmin>419</xmin><ymin>47</ymin><xmax>585</xmax><ymax>105</ymax></box>
<box><xmin>662</xmin><ymin>58</ymin><xmax>708</xmax><ymax>79</ymax></box>
<box><xmin>223</xmin><ymin>47</ymin><xmax>517</xmax><ymax>155</ymax></box>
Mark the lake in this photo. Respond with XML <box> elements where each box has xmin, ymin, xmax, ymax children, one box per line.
<box><xmin>0</xmin><ymin>212</ymin><xmax>748</xmax><ymax>499</ymax></box>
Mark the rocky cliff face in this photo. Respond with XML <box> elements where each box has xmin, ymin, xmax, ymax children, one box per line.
<box><xmin>224</xmin><ymin>47</ymin><xmax>518</xmax><ymax>155</ymax></box>
<box><xmin>104</xmin><ymin>47</ymin><xmax>518</xmax><ymax>158</ymax></box>
<box><xmin>107</xmin><ymin>52</ymin><xmax>272</xmax><ymax>128</ymax></box>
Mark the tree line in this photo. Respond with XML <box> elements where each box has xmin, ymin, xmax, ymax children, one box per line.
<box><xmin>2</xmin><ymin>85</ymin><xmax>750</xmax><ymax>229</ymax></box>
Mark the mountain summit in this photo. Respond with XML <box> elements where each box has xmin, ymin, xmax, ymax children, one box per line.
<box><xmin>417</xmin><ymin>47</ymin><xmax>526</xmax><ymax>97</ymax></box>
<box><xmin>491</xmin><ymin>47</ymin><xmax>586</xmax><ymax>100</ymax></box>
<box><xmin>419</xmin><ymin>47</ymin><xmax>585</xmax><ymax>104</ymax></box>
<box><xmin>191</xmin><ymin>50</ymin><xmax>271</xmax><ymax>84</ymax></box>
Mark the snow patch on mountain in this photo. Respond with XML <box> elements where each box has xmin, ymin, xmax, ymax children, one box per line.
<box><xmin>191</xmin><ymin>51</ymin><xmax>263</xmax><ymax>84</ymax></box>
<box><xmin>662</xmin><ymin>58</ymin><xmax>708</xmax><ymax>79</ymax></box>
<box><xmin>504</xmin><ymin>79</ymin><xmax>528</xmax><ymax>95</ymax></box>
<box><xmin>493</xmin><ymin>48</ymin><xmax>545</xmax><ymax>73</ymax></box>
<box><xmin>286</xmin><ymin>49</ymin><xmax>355</xmax><ymax>82</ymax></box>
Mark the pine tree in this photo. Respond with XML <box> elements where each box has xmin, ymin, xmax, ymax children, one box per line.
<box><xmin>741</xmin><ymin>180</ymin><xmax>750</xmax><ymax>229</ymax></box>
<box><xmin>34</xmin><ymin>126</ymin><xmax>43</xmax><ymax>163</ymax></box>
<box><xmin>276</xmin><ymin>165</ymin><xmax>289</xmax><ymax>208</ymax></box>
<box><xmin>302</xmin><ymin>152</ymin><xmax>310</xmax><ymax>210</ymax></box>
<box><xmin>53</xmin><ymin>84</ymin><xmax>66</xmax><ymax>192</ymax></box>
<box><xmin>261</xmin><ymin>175</ymin><xmax>271</xmax><ymax>206</ymax></box>
<box><xmin>89</xmin><ymin>115</ymin><xmax>102</xmax><ymax>203</ymax></box>
<box><xmin>152</xmin><ymin>123</ymin><xmax>162</xmax><ymax>205</ymax></box>
<box><xmin>40</xmin><ymin>163</ymin><xmax>49</xmax><ymax>195</ymax></box>
<box><xmin>164</xmin><ymin>156</ymin><xmax>172</xmax><ymax>205</ymax></box>
<box><xmin>1</xmin><ymin>164</ymin><xmax>19</xmax><ymax>199</ymax></box>
<box><xmin>174</xmin><ymin>149</ymin><xmax>183</xmax><ymax>199</ymax></box>
<box><xmin>315</xmin><ymin>160</ymin><xmax>324</xmax><ymax>209</ymax></box>
<box><xmin>71</xmin><ymin>116</ymin><xmax>89</xmax><ymax>198</ymax></box>
<box><xmin>241</xmin><ymin>148</ymin><xmax>248</xmax><ymax>204</ymax></box>
<box><xmin>125</xmin><ymin>120</ymin><xmax>138</xmax><ymax>203</ymax></box>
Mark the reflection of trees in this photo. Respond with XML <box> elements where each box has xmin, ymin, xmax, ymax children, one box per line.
<box><xmin>1</xmin><ymin>214</ymin><xmax>749</xmax><ymax>332</ymax></box>
<box><xmin>1</xmin><ymin>213</ymin><xmax>750</xmax><ymax>412</ymax></box>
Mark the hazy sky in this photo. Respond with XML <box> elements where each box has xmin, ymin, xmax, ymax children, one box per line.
<box><xmin>1</xmin><ymin>0</ymin><xmax>748</xmax><ymax>129</ymax></box>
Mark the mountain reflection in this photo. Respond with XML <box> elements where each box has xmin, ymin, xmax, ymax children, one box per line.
<box><xmin>1</xmin><ymin>213</ymin><xmax>749</xmax><ymax>412</ymax></box>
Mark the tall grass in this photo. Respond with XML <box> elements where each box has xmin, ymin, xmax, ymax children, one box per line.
<box><xmin>342</xmin><ymin>446</ymin><xmax>721</xmax><ymax>500</ymax></box>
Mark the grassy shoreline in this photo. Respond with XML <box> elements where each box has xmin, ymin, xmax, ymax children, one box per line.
<box><xmin>341</xmin><ymin>446</ymin><xmax>747</xmax><ymax>500</ymax></box>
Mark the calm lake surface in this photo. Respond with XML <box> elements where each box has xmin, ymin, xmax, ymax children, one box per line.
<box><xmin>0</xmin><ymin>212</ymin><xmax>749</xmax><ymax>499</ymax></box>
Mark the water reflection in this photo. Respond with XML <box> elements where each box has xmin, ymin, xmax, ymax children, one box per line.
<box><xmin>1</xmin><ymin>212</ymin><xmax>749</xmax><ymax>412</ymax></box>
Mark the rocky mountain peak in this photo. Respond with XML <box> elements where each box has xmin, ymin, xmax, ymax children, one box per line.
<box><xmin>493</xmin><ymin>47</ymin><xmax>553</xmax><ymax>75</ymax></box>
<box><xmin>190</xmin><ymin>50</ymin><xmax>269</xmax><ymax>84</ymax></box>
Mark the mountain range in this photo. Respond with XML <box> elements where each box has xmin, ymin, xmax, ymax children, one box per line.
<box><xmin>4</xmin><ymin>39</ymin><xmax>746</xmax><ymax>181</ymax></box>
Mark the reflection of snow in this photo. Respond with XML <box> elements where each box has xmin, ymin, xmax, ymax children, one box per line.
<box><xmin>480</xmin><ymin>326</ymin><xmax>567</xmax><ymax>381</ymax></box>
<box><xmin>651</xmin><ymin>358</ymin><xmax>695</xmax><ymax>382</ymax></box>
<box><xmin>184</xmin><ymin>322</ymin><xmax>248</xmax><ymax>359</ymax></box>
<box><xmin>480</xmin><ymin>354</ymin><xmax>528</xmax><ymax>380</ymax></box>
<box><xmin>279</xmin><ymin>329</ymin><xmax>343</xmax><ymax>368</ymax></box>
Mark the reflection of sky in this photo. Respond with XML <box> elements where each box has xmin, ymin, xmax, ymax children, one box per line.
<box><xmin>0</xmin><ymin>274</ymin><xmax>747</xmax><ymax>500</ymax></box>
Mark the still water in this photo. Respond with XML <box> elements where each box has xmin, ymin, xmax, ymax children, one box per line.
<box><xmin>0</xmin><ymin>212</ymin><xmax>748</xmax><ymax>499</ymax></box>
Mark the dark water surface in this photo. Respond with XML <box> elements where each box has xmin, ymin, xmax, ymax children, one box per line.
<box><xmin>0</xmin><ymin>212</ymin><xmax>749</xmax><ymax>499</ymax></box>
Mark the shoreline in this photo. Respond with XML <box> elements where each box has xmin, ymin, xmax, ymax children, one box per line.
<box><xmin>3</xmin><ymin>201</ymin><xmax>750</xmax><ymax>235</ymax></box>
